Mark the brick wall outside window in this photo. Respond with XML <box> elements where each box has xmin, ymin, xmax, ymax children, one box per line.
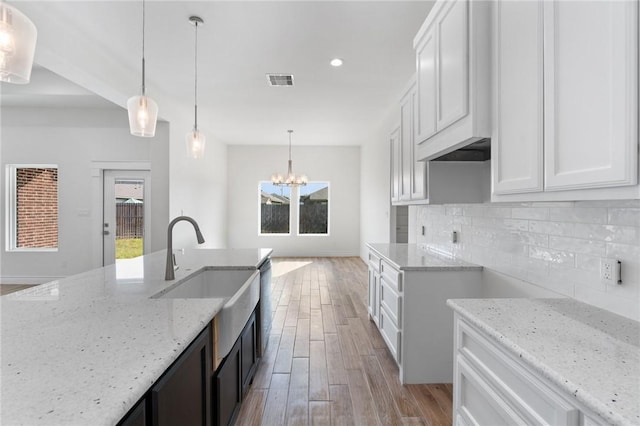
<box><xmin>16</xmin><ymin>168</ymin><xmax>58</xmax><ymax>248</ymax></box>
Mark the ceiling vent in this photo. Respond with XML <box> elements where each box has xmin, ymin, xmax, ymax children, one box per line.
<box><xmin>266</xmin><ymin>74</ymin><xmax>294</xmax><ymax>87</ymax></box>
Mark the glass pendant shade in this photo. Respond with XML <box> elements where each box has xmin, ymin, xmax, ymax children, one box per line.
<box><xmin>186</xmin><ymin>128</ymin><xmax>206</xmax><ymax>159</ymax></box>
<box><xmin>127</xmin><ymin>94</ymin><xmax>158</xmax><ymax>137</ymax></box>
<box><xmin>0</xmin><ymin>3</ymin><xmax>37</xmax><ymax>84</ymax></box>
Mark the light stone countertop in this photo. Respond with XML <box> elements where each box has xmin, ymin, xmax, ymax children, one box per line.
<box><xmin>367</xmin><ymin>243</ymin><xmax>482</xmax><ymax>271</ymax></box>
<box><xmin>447</xmin><ymin>298</ymin><xmax>640</xmax><ymax>426</ymax></box>
<box><xmin>0</xmin><ymin>248</ymin><xmax>272</xmax><ymax>426</ymax></box>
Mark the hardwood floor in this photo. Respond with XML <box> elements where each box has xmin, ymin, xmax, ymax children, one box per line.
<box><xmin>0</xmin><ymin>284</ymin><xmax>35</xmax><ymax>296</ymax></box>
<box><xmin>235</xmin><ymin>257</ymin><xmax>452</xmax><ymax>426</ymax></box>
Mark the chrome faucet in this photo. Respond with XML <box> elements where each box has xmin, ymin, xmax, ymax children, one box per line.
<box><xmin>165</xmin><ymin>216</ymin><xmax>205</xmax><ymax>280</ymax></box>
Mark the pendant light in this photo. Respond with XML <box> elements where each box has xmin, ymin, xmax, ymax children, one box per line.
<box><xmin>127</xmin><ymin>0</ymin><xmax>158</xmax><ymax>137</ymax></box>
<box><xmin>0</xmin><ymin>1</ymin><xmax>37</xmax><ymax>84</ymax></box>
<box><xmin>186</xmin><ymin>16</ymin><xmax>205</xmax><ymax>159</ymax></box>
<box><xmin>271</xmin><ymin>130</ymin><xmax>308</xmax><ymax>187</ymax></box>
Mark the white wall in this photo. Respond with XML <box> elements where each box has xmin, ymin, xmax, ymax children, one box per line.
<box><xmin>227</xmin><ymin>145</ymin><xmax>360</xmax><ymax>257</ymax></box>
<box><xmin>0</xmin><ymin>107</ymin><xmax>170</xmax><ymax>282</ymax></box>
<box><xmin>24</xmin><ymin>5</ymin><xmax>229</xmax><ymax>253</ymax></box>
<box><xmin>359</xmin><ymin>108</ymin><xmax>396</xmax><ymax>259</ymax></box>
<box><xmin>411</xmin><ymin>201</ymin><xmax>640</xmax><ymax>321</ymax></box>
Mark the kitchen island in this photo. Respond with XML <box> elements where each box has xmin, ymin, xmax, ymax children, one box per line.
<box><xmin>448</xmin><ymin>298</ymin><xmax>640</xmax><ymax>425</ymax></box>
<box><xmin>0</xmin><ymin>248</ymin><xmax>271</xmax><ymax>426</ymax></box>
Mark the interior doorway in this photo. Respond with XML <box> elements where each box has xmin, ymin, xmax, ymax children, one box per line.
<box><xmin>103</xmin><ymin>170</ymin><xmax>151</xmax><ymax>266</ymax></box>
<box><xmin>391</xmin><ymin>205</ymin><xmax>409</xmax><ymax>243</ymax></box>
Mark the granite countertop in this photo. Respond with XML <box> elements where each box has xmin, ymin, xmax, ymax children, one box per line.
<box><xmin>0</xmin><ymin>248</ymin><xmax>272</xmax><ymax>426</ymax></box>
<box><xmin>367</xmin><ymin>243</ymin><xmax>482</xmax><ymax>271</ymax></box>
<box><xmin>447</xmin><ymin>298</ymin><xmax>640</xmax><ymax>426</ymax></box>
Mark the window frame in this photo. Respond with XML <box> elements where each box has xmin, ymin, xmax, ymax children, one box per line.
<box><xmin>258</xmin><ymin>181</ymin><xmax>292</xmax><ymax>236</ymax></box>
<box><xmin>5</xmin><ymin>164</ymin><xmax>59</xmax><ymax>252</ymax></box>
<box><xmin>297</xmin><ymin>181</ymin><xmax>330</xmax><ymax>237</ymax></box>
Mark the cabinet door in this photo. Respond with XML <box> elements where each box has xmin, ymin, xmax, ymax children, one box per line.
<box><xmin>390</xmin><ymin>128</ymin><xmax>401</xmax><ymax>203</ymax></box>
<box><xmin>492</xmin><ymin>0</ymin><xmax>544</xmax><ymax>194</ymax></box>
<box><xmin>119</xmin><ymin>398</ymin><xmax>146</xmax><ymax>426</ymax></box>
<box><xmin>437</xmin><ymin>0</ymin><xmax>469</xmax><ymax>130</ymax></box>
<box><xmin>368</xmin><ymin>267</ymin><xmax>380</xmax><ymax>325</ymax></box>
<box><xmin>241</xmin><ymin>312</ymin><xmax>257</xmax><ymax>397</ymax></box>
<box><xmin>400</xmin><ymin>88</ymin><xmax>413</xmax><ymax>201</ymax></box>
<box><xmin>151</xmin><ymin>328</ymin><xmax>210</xmax><ymax>426</ymax></box>
<box><xmin>409</xmin><ymin>89</ymin><xmax>427</xmax><ymax>200</ymax></box>
<box><xmin>216</xmin><ymin>338</ymin><xmax>241</xmax><ymax>426</ymax></box>
<box><xmin>416</xmin><ymin>26</ymin><xmax>437</xmax><ymax>142</ymax></box>
<box><xmin>543</xmin><ymin>0</ymin><xmax>638</xmax><ymax>191</ymax></box>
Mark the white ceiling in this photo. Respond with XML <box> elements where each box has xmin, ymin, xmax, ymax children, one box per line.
<box><xmin>2</xmin><ymin>1</ymin><xmax>433</xmax><ymax>146</ymax></box>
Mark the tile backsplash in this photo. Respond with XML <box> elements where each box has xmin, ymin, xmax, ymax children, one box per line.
<box><xmin>411</xmin><ymin>200</ymin><xmax>640</xmax><ymax>321</ymax></box>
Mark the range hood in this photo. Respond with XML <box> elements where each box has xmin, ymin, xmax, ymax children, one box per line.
<box><xmin>431</xmin><ymin>138</ymin><xmax>491</xmax><ymax>162</ymax></box>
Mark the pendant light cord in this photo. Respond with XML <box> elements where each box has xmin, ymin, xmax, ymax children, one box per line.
<box><xmin>141</xmin><ymin>0</ymin><xmax>146</xmax><ymax>95</ymax></box>
<box><xmin>194</xmin><ymin>20</ymin><xmax>199</xmax><ymax>130</ymax></box>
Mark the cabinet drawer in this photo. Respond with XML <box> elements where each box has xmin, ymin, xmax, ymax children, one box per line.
<box><xmin>380</xmin><ymin>277</ymin><xmax>402</xmax><ymax>326</ymax></box>
<box><xmin>457</xmin><ymin>320</ymin><xmax>579</xmax><ymax>425</ymax></box>
<box><xmin>456</xmin><ymin>355</ymin><xmax>526</xmax><ymax>425</ymax></box>
<box><xmin>380</xmin><ymin>259</ymin><xmax>402</xmax><ymax>292</ymax></box>
<box><xmin>368</xmin><ymin>251</ymin><xmax>381</xmax><ymax>272</ymax></box>
<box><xmin>379</xmin><ymin>306</ymin><xmax>401</xmax><ymax>363</ymax></box>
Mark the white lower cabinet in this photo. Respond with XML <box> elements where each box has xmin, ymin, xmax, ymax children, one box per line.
<box><xmin>367</xmin><ymin>248</ymin><xmax>482</xmax><ymax>384</ymax></box>
<box><xmin>367</xmin><ymin>251</ymin><xmax>381</xmax><ymax>325</ymax></box>
<box><xmin>453</xmin><ymin>315</ymin><xmax>602</xmax><ymax>426</ymax></box>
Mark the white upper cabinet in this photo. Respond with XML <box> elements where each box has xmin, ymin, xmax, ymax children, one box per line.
<box><xmin>436</xmin><ymin>0</ymin><xmax>469</xmax><ymax>131</ymax></box>
<box><xmin>492</xmin><ymin>0</ymin><xmax>639</xmax><ymax>200</ymax></box>
<box><xmin>415</xmin><ymin>27</ymin><xmax>437</xmax><ymax>141</ymax></box>
<box><xmin>390</xmin><ymin>127</ymin><xmax>401</xmax><ymax>204</ymax></box>
<box><xmin>391</xmin><ymin>79</ymin><xmax>427</xmax><ymax>206</ymax></box>
<box><xmin>413</xmin><ymin>0</ymin><xmax>491</xmax><ymax>161</ymax></box>
<box><xmin>543</xmin><ymin>0</ymin><xmax>638</xmax><ymax>191</ymax></box>
<box><xmin>400</xmin><ymin>84</ymin><xmax>413</xmax><ymax>201</ymax></box>
<box><xmin>492</xmin><ymin>1</ymin><xmax>544</xmax><ymax>195</ymax></box>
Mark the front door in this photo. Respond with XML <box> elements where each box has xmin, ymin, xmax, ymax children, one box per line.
<box><xmin>103</xmin><ymin>170</ymin><xmax>151</xmax><ymax>266</ymax></box>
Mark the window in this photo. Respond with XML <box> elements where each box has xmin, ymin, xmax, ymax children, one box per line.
<box><xmin>259</xmin><ymin>182</ymin><xmax>291</xmax><ymax>234</ymax></box>
<box><xmin>258</xmin><ymin>181</ymin><xmax>329</xmax><ymax>236</ymax></box>
<box><xmin>299</xmin><ymin>182</ymin><xmax>329</xmax><ymax>235</ymax></box>
<box><xmin>6</xmin><ymin>165</ymin><xmax>59</xmax><ymax>251</ymax></box>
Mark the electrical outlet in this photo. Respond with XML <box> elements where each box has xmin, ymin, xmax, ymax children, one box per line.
<box><xmin>600</xmin><ymin>258</ymin><xmax>622</xmax><ymax>285</ymax></box>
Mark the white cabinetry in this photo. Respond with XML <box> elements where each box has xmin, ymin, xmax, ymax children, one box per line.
<box><xmin>390</xmin><ymin>127</ymin><xmax>401</xmax><ymax>204</ymax></box>
<box><xmin>367</xmin><ymin>247</ymin><xmax>482</xmax><ymax>384</ymax></box>
<box><xmin>367</xmin><ymin>250</ymin><xmax>381</xmax><ymax>325</ymax></box>
<box><xmin>453</xmin><ymin>315</ymin><xmax>601</xmax><ymax>426</ymax></box>
<box><xmin>392</xmin><ymin>79</ymin><xmax>427</xmax><ymax>205</ymax></box>
<box><xmin>414</xmin><ymin>0</ymin><xmax>491</xmax><ymax>161</ymax></box>
<box><xmin>492</xmin><ymin>0</ymin><xmax>639</xmax><ymax>200</ymax></box>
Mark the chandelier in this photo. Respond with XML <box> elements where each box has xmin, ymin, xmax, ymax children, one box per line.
<box><xmin>271</xmin><ymin>130</ymin><xmax>307</xmax><ymax>187</ymax></box>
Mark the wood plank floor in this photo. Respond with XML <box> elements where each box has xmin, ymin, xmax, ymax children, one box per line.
<box><xmin>235</xmin><ymin>257</ymin><xmax>452</xmax><ymax>426</ymax></box>
<box><xmin>0</xmin><ymin>284</ymin><xmax>35</xmax><ymax>296</ymax></box>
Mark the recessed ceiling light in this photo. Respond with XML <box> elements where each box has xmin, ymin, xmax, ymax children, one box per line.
<box><xmin>330</xmin><ymin>58</ymin><xmax>343</xmax><ymax>67</ymax></box>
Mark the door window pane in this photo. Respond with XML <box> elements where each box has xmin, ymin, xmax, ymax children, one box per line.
<box><xmin>260</xmin><ymin>182</ymin><xmax>290</xmax><ymax>234</ymax></box>
<box><xmin>299</xmin><ymin>182</ymin><xmax>329</xmax><ymax>235</ymax></box>
<box><xmin>114</xmin><ymin>179</ymin><xmax>144</xmax><ymax>259</ymax></box>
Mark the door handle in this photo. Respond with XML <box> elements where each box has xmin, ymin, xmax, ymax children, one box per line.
<box><xmin>103</xmin><ymin>230</ymin><xmax>110</xmax><ymax>235</ymax></box>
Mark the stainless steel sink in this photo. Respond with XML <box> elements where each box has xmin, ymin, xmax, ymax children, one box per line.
<box><xmin>152</xmin><ymin>268</ymin><xmax>260</xmax><ymax>358</ymax></box>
